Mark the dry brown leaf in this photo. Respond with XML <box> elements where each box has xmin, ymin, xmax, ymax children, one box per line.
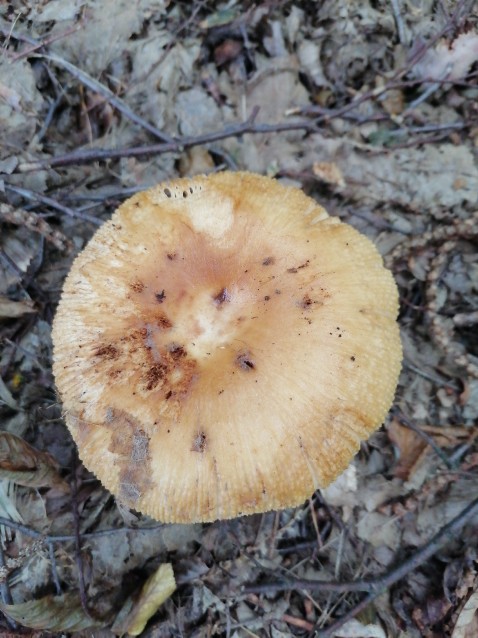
<box><xmin>387</xmin><ymin>419</ymin><xmax>428</xmax><ymax>481</ymax></box>
<box><xmin>304</xmin><ymin>136</ymin><xmax>478</xmax><ymax>211</ymax></box>
<box><xmin>0</xmin><ymin>431</ymin><xmax>69</xmax><ymax>491</ymax></box>
<box><xmin>421</xmin><ymin>424</ymin><xmax>475</xmax><ymax>448</ymax></box>
<box><xmin>313</xmin><ymin>161</ymin><xmax>345</xmax><ymax>188</ymax></box>
<box><xmin>0</xmin><ymin>593</ymin><xmax>103</xmax><ymax>631</ymax></box>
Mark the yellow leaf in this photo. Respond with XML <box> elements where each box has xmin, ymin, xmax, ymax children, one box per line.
<box><xmin>112</xmin><ymin>563</ymin><xmax>176</xmax><ymax>636</ymax></box>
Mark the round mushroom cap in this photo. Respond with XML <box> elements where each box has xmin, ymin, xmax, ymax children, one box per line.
<box><xmin>52</xmin><ymin>172</ymin><xmax>401</xmax><ymax>523</ymax></box>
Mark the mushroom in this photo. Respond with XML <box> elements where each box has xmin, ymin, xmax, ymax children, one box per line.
<box><xmin>52</xmin><ymin>171</ymin><xmax>401</xmax><ymax>523</ymax></box>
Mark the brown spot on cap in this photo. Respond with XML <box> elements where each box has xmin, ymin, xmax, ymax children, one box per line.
<box><xmin>236</xmin><ymin>351</ymin><xmax>255</xmax><ymax>371</ymax></box>
<box><xmin>130</xmin><ymin>280</ymin><xmax>145</xmax><ymax>293</ymax></box>
<box><xmin>168</xmin><ymin>343</ymin><xmax>186</xmax><ymax>359</ymax></box>
<box><xmin>192</xmin><ymin>432</ymin><xmax>207</xmax><ymax>453</ymax></box>
<box><xmin>157</xmin><ymin>314</ymin><xmax>173</xmax><ymax>329</ymax></box>
<box><xmin>299</xmin><ymin>294</ymin><xmax>320</xmax><ymax>310</ymax></box>
<box><xmin>144</xmin><ymin>363</ymin><xmax>167</xmax><ymax>391</ymax></box>
<box><xmin>262</xmin><ymin>256</ymin><xmax>275</xmax><ymax>266</ymax></box>
<box><xmin>213</xmin><ymin>287</ymin><xmax>231</xmax><ymax>305</ymax></box>
<box><xmin>95</xmin><ymin>344</ymin><xmax>119</xmax><ymax>360</ymax></box>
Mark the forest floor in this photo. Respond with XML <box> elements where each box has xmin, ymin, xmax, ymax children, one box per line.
<box><xmin>1</xmin><ymin>1</ymin><xmax>478</xmax><ymax>637</ymax></box>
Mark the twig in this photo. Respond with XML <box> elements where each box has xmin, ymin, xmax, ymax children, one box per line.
<box><xmin>17</xmin><ymin>109</ymin><xmax>315</xmax><ymax>173</ymax></box>
<box><xmin>37</xmin><ymin>93</ymin><xmax>64</xmax><ymax>142</ymax></box>
<box><xmin>2</xmin><ymin>24</ymin><xmax>173</xmax><ymax>144</ymax></box>
<box><xmin>244</xmin><ymin>496</ymin><xmax>478</xmax><ymax>637</ymax></box>
<box><xmin>8</xmin><ymin>24</ymin><xmax>81</xmax><ymax>62</ymax></box>
<box><xmin>298</xmin><ymin>0</ymin><xmax>468</xmax><ymax>122</ymax></box>
<box><xmin>0</xmin><ymin>544</ymin><xmax>17</xmax><ymax>630</ymax></box>
<box><xmin>0</xmin><ymin>515</ymin><xmax>163</xmax><ymax>542</ymax></box>
<box><xmin>282</xmin><ymin>613</ymin><xmax>314</xmax><ymax>632</ymax></box>
<box><xmin>427</xmin><ymin>238</ymin><xmax>478</xmax><ymax>379</ymax></box>
<box><xmin>402</xmin><ymin>360</ymin><xmax>459</xmax><ymax>391</ymax></box>
<box><xmin>384</xmin><ymin>121</ymin><xmax>466</xmax><ymax>137</ymax></box>
<box><xmin>405</xmin><ymin>80</ymin><xmax>442</xmax><ymax>110</ymax></box>
<box><xmin>4</xmin><ymin>184</ymin><xmax>102</xmax><ymax>226</ymax></box>
<box><xmin>11</xmin><ymin>0</ymin><xmax>472</xmax><ymax>176</ymax></box>
<box><xmin>48</xmin><ymin>542</ymin><xmax>62</xmax><ymax>596</ymax></box>
<box><xmin>0</xmin><ymin>24</ymin><xmax>37</xmax><ymax>49</ymax></box>
<box><xmin>0</xmin><ymin>202</ymin><xmax>73</xmax><ymax>252</ymax></box>
<box><xmin>39</xmin><ymin>53</ymin><xmax>174</xmax><ymax>144</ymax></box>
<box><xmin>389</xmin><ymin>0</ymin><xmax>407</xmax><ymax>45</ymax></box>
<box><xmin>69</xmin><ymin>459</ymin><xmax>91</xmax><ymax>618</ymax></box>
<box><xmin>391</xmin><ymin>408</ymin><xmax>455</xmax><ymax>469</ymax></box>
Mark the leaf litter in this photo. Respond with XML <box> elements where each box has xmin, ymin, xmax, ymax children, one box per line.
<box><xmin>0</xmin><ymin>0</ymin><xmax>478</xmax><ymax>636</ymax></box>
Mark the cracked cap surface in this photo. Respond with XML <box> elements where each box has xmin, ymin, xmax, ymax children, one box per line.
<box><xmin>52</xmin><ymin>171</ymin><xmax>402</xmax><ymax>523</ymax></box>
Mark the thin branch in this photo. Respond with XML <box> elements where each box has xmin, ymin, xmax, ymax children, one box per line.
<box><xmin>14</xmin><ymin>88</ymin><xmax>470</xmax><ymax>176</ymax></box>
<box><xmin>17</xmin><ymin>109</ymin><xmax>316</xmax><ymax>173</ymax></box>
<box><xmin>384</xmin><ymin>121</ymin><xmax>466</xmax><ymax>137</ymax></box>
<box><xmin>297</xmin><ymin>0</ymin><xmax>469</xmax><ymax>122</ymax></box>
<box><xmin>38</xmin><ymin>53</ymin><xmax>174</xmax><ymax>144</ymax></box>
<box><xmin>70</xmin><ymin>460</ymin><xmax>91</xmax><ymax>618</ymax></box>
<box><xmin>389</xmin><ymin>0</ymin><xmax>407</xmax><ymax>45</ymax></box>
<box><xmin>8</xmin><ymin>0</ymin><xmax>473</xmax><ymax>179</ymax></box>
<box><xmin>0</xmin><ymin>515</ymin><xmax>164</xmax><ymax>542</ymax></box>
<box><xmin>244</xmin><ymin>496</ymin><xmax>478</xmax><ymax>636</ymax></box>
<box><xmin>0</xmin><ymin>544</ymin><xmax>17</xmax><ymax>630</ymax></box>
<box><xmin>391</xmin><ymin>408</ymin><xmax>456</xmax><ymax>469</ymax></box>
<box><xmin>4</xmin><ymin>184</ymin><xmax>102</xmax><ymax>226</ymax></box>
<box><xmin>8</xmin><ymin>25</ymin><xmax>82</xmax><ymax>62</ymax></box>
<box><xmin>1</xmin><ymin>25</ymin><xmax>173</xmax><ymax>144</ymax></box>
<box><xmin>48</xmin><ymin>542</ymin><xmax>62</xmax><ymax>596</ymax></box>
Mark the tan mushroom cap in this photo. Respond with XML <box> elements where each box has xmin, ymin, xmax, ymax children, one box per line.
<box><xmin>52</xmin><ymin>171</ymin><xmax>401</xmax><ymax>523</ymax></box>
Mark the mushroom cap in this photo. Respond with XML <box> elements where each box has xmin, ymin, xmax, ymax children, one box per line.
<box><xmin>52</xmin><ymin>172</ymin><xmax>401</xmax><ymax>523</ymax></box>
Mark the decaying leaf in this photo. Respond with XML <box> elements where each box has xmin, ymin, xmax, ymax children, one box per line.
<box><xmin>335</xmin><ymin>618</ymin><xmax>387</xmax><ymax>637</ymax></box>
<box><xmin>112</xmin><ymin>563</ymin><xmax>176</xmax><ymax>636</ymax></box>
<box><xmin>0</xmin><ymin>592</ymin><xmax>103</xmax><ymax>631</ymax></box>
<box><xmin>0</xmin><ymin>83</ymin><xmax>22</xmax><ymax>111</ymax></box>
<box><xmin>414</xmin><ymin>32</ymin><xmax>478</xmax><ymax>81</ymax></box>
<box><xmin>0</xmin><ymin>377</ymin><xmax>19</xmax><ymax>411</ymax></box>
<box><xmin>0</xmin><ymin>538</ymin><xmax>45</xmax><ymax>584</ymax></box>
<box><xmin>0</xmin><ymin>296</ymin><xmax>36</xmax><ymax>319</ymax></box>
<box><xmin>451</xmin><ymin>587</ymin><xmax>478</xmax><ymax>638</ymax></box>
<box><xmin>0</xmin><ymin>58</ymin><xmax>44</xmax><ymax>155</ymax></box>
<box><xmin>0</xmin><ymin>203</ymin><xmax>73</xmax><ymax>252</ymax></box>
<box><xmin>387</xmin><ymin>418</ymin><xmax>428</xmax><ymax>481</ymax></box>
<box><xmin>305</xmin><ymin>136</ymin><xmax>478</xmax><ymax>211</ymax></box>
<box><xmin>0</xmin><ymin>431</ymin><xmax>68</xmax><ymax>491</ymax></box>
